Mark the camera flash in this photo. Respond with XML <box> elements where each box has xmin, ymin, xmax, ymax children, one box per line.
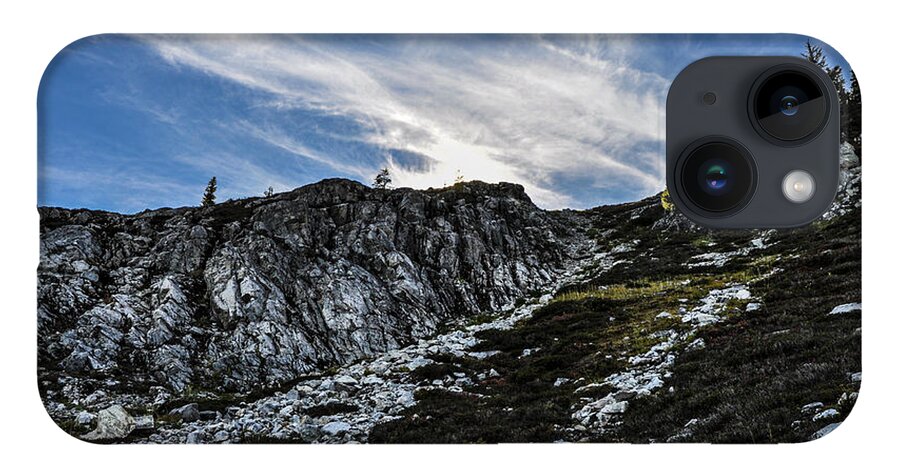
<box><xmin>782</xmin><ymin>170</ymin><xmax>816</xmax><ymax>203</ymax></box>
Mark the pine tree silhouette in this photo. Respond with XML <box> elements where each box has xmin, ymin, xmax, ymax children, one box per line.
<box><xmin>802</xmin><ymin>40</ymin><xmax>827</xmax><ymax>68</ymax></box>
<box><xmin>201</xmin><ymin>177</ymin><xmax>217</xmax><ymax>206</ymax></box>
<box><xmin>847</xmin><ymin>70</ymin><xmax>862</xmax><ymax>157</ymax></box>
<box><xmin>801</xmin><ymin>39</ymin><xmax>859</xmax><ymax>151</ymax></box>
<box><xmin>373</xmin><ymin>168</ymin><xmax>392</xmax><ymax>189</ymax></box>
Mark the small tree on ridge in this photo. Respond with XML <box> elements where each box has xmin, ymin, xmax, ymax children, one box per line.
<box><xmin>201</xmin><ymin>177</ymin><xmax>217</xmax><ymax>207</ymax></box>
<box><xmin>373</xmin><ymin>168</ymin><xmax>392</xmax><ymax>189</ymax></box>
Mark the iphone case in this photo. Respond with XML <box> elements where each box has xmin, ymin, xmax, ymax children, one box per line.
<box><xmin>37</xmin><ymin>34</ymin><xmax>861</xmax><ymax>443</ymax></box>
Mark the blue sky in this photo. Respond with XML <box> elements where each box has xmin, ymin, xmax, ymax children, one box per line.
<box><xmin>38</xmin><ymin>34</ymin><xmax>851</xmax><ymax>212</ymax></box>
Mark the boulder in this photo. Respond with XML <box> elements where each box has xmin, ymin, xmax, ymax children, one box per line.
<box><xmin>81</xmin><ymin>405</ymin><xmax>136</xmax><ymax>441</ymax></box>
<box><xmin>321</xmin><ymin>421</ymin><xmax>351</xmax><ymax>436</ymax></box>
<box><xmin>167</xmin><ymin>403</ymin><xmax>201</xmax><ymax>422</ymax></box>
<box><xmin>185</xmin><ymin>430</ymin><xmax>205</xmax><ymax>444</ymax></box>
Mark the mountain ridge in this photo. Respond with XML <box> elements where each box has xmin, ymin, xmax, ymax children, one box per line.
<box><xmin>39</xmin><ymin>177</ymin><xmax>583</xmax><ymax>397</ymax></box>
<box><xmin>38</xmin><ymin>146</ymin><xmax>861</xmax><ymax>443</ymax></box>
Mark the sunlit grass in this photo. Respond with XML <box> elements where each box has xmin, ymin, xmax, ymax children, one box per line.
<box><xmin>552</xmin><ymin>278</ymin><xmax>689</xmax><ymax>303</ymax></box>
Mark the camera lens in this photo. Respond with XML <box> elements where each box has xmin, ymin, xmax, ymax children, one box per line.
<box><xmin>699</xmin><ymin>159</ymin><xmax>732</xmax><ymax>195</ymax></box>
<box><xmin>779</xmin><ymin>95</ymin><xmax>799</xmax><ymax>116</ymax></box>
<box><xmin>752</xmin><ymin>67</ymin><xmax>828</xmax><ymax>142</ymax></box>
<box><xmin>678</xmin><ymin>139</ymin><xmax>756</xmax><ymax>215</ymax></box>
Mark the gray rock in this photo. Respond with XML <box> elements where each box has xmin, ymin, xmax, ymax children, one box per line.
<box><xmin>406</xmin><ymin>357</ymin><xmax>431</xmax><ymax>370</ymax></box>
<box><xmin>259</xmin><ymin>401</ymin><xmax>279</xmax><ymax>416</ymax></box>
<box><xmin>167</xmin><ymin>403</ymin><xmax>200</xmax><ymax>422</ymax></box>
<box><xmin>813</xmin><ymin>409</ymin><xmax>840</xmax><ymax>421</ymax></box>
<box><xmin>212</xmin><ymin>430</ymin><xmax>230</xmax><ymax>442</ymax></box>
<box><xmin>75</xmin><ymin>411</ymin><xmax>95</xmax><ymax>427</ymax></box>
<box><xmin>247</xmin><ymin>422</ymin><xmax>264</xmax><ymax>434</ymax></box>
<box><xmin>296</xmin><ymin>424</ymin><xmax>321</xmax><ymax>441</ymax></box>
<box><xmin>186</xmin><ymin>430</ymin><xmax>205</xmax><ymax>444</ymax></box>
<box><xmin>133</xmin><ymin>415</ymin><xmax>154</xmax><ymax>430</ymax></box>
<box><xmin>801</xmin><ymin>402</ymin><xmax>824</xmax><ymax>415</ymax></box>
<box><xmin>810</xmin><ymin>423</ymin><xmax>841</xmax><ymax>440</ymax></box>
<box><xmin>334</xmin><ymin>375</ymin><xmax>359</xmax><ymax>386</ymax></box>
<box><xmin>321</xmin><ymin>421</ymin><xmax>351</xmax><ymax>436</ymax></box>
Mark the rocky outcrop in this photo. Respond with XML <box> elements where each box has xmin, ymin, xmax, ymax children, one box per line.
<box><xmin>39</xmin><ymin>179</ymin><xmax>579</xmax><ymax>397</ymax></box>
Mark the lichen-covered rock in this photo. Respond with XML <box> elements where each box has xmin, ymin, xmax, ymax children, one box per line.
<box><xmin>81</xmin><ymin>405</ymin><xmax>136</xmax><ymax>441</ymax></box>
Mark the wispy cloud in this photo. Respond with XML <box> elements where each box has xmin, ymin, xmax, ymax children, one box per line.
<box><xmin>39</xmin><ymin>164</ymin><xmax>201</xmax><ymax>212</ymax></box>
<box><xmin>143</xmin><ymin>35</ymin><xmax>669</xmax><ymax>209</ymax></box>
<box><xmin>231</xmin><ymin>120</ymin><xmax>376</xmax><ymax>179</ymax></box>
<box><xmin>99</xmin><ymin>87</ymin><xmax>182</xmax><ymax>125</ymax></box>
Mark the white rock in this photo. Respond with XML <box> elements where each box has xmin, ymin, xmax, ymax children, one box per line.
<box><xmin>801</xmin><ymin>402</ymin><xmax>824</xmax><ymax>414</ymax></box>
<box><xmin>334</xmin><ymin>375</ymin><xmax>359</xmax><ymax>386</ymax></box>
<box><xmin>686</xmin><ymin>338</ymin><xmax>706</xmax><ymax>351</ymax></box>
<box><xmin>829</xmin><ymin>303</ymin><xmax>861</xmax><ymax>315</ymax></box>
<box><xmin>81</xmin><ymin>405</ymin><xmax>135</xmax><ymax>441</ymax></box>
<box><xmin>600</xmin><ymin>401</ymin><xmax>628</xmax><ymax>414</ymax></box>
<box><xmin>361</xmin><ymin>375</ymin><xmax>385</xmax><ymax>385</ymax></box>
<box><xmin>406</xmin><ymin>357</ymin><xmax>431</xmax><ymax>370</ymax></box>
<box><xmin>813</xmin><ymin>409</ymin><xmax>839</xmax><ymax>421</ymax></box>
<box><xmin>75</xmin><ymin>411</ymin><xmax>95</xmax><ymax>426</ymax></box>
<box><xmin>810</xmin><ymin>423</ymin><xmax>841</xmax><ymax>440</ymax></box>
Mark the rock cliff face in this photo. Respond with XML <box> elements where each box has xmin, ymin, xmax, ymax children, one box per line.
<box><xmin>39</xmin><ymin>179</ymin><xmax>579</xmax><ymax>395</ymax></box>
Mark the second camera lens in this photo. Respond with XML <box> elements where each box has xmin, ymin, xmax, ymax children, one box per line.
<box><xmin>752</xmin><ymin>67</ymin><xmax>829</xmax><ymax>143</ymax></box>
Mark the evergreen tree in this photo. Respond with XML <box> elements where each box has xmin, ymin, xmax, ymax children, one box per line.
<box><xmin>802</xmin><ymin>40</ymin><xmax>856</xmax><ymax>147</ymax></box>
<box><xmin>201</xmin><ymin>177</ymin><xmax>217</xmax><ymax>206</ymax></box>
<box><xmin>847</xmin><ymin>70</ymin><xmax>862</xmax><ymax>157</ymax></box>
<box><xmin>802</xmin><ymin>40</ymin><xmax>827</xmax><ymax>68</ymax></box>
<box><xmin>373</xmin><ymin>168</ymin><xmax>392</xmax><ymax>189</ymax></box>
<box><xmin>827</xmin><ymin>64</ymin><xmax>849</xmax><ymax>143</ymax></box>
<box><xmin>454</xmin><ymin>169</ymin><xmax>464</xmax><ymax>185</ymax></box>
<box><xmin>264</xmin><ymin>186</ymin><xmax>274</xmax><ymax>197</ymax></box>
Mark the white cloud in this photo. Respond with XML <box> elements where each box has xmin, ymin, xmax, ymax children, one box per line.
<box><xmin>143</xmin><ymin>35</ymin><xmax>668</xmax><ymax>209</ymax></box>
